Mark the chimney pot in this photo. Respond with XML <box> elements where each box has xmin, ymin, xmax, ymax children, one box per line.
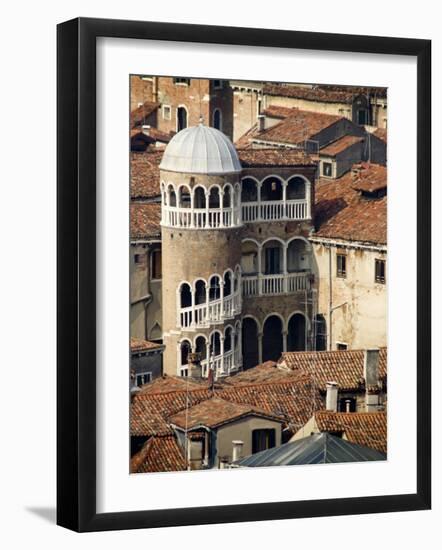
<box><xmin>142</xmin><ymin>124</ymin><xmax>151</xmax><ymax>135</ymax></box>
<box><xmin>326</xmin><ymin>381</ymin><xmax>338</xmax><ymax>412</ymax></box>
<box><xmin>257</xmin><ymin>114</ymin><xmax>265</xmax><ymax>132</ymax></box>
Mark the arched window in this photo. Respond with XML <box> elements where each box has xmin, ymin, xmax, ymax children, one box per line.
<box><xmin>194</xmin><ymin>187</ymin><xmax>206</xmax><ymax>209</ymax></box>
<box><xmin>168</xmin><ymin>185</ymin><xmax>176</xmax><ymax>207</ymax></box>
<box><xmin>261</xmin><ymin>176</ymin><xmax>283</xmax><ymax>201</ymax></box>
<box><xmin>210</xmin><ymin>332</ymin><xmax>221</xmax><ymax>357</ymax></box>
<box><xmin>195</xmin><ymin>335</ymin><xmax>207</xmax><ymax>361</ymax></box>
<box><xmin>287</xmin><ymin>239</ymin><xmax>310</xmax><ymax>272</ymax></box>
<box><xmin>262</xmin><ymin>315</ymin><xmax>283</xmax><ymax>362</ymax></box>
<box><xmin>241</xmin><ymin>178</ymin><xmax>258</xmax><ymax>202</ymax></box>
<box><xmin>213</xmin><ymin>108</ymin><xmax>222</xmax><ymax>131</ymax></box>
<box><xmin>180</xmin><ymin>340</ymin><xmax>191</xmax><ymax>365</ymax></box>
<box><xmin>287</xmin><ymin>313</ymin><xmax>307</xmax><ymax>352</ymax></box>
<box><xmin>242</xmin><ymin>317</ymin><xmax>259</xmax><ymax>370</ymax></box>
<box><xmin>208</xmin><ymin>187</ymin><xmax>220</xmax><ymax>208</ymax></box>
<box><xmin>223</xmin><ymin>271</ymin><xmax>232</xmax><ymax>296</ymax></box>
<box><xmin>314</xmin><ymin>314</ymin><xmax>327</xmax><ymax>351</ymax></box>
<box><xmin>286</xmin><ymin>176</ymin><xmax>306</xmax><ymax>200</ymax></box>
<box><xmin>262</xmin><ymin>240</ymin><xmax>283</xmax><ymax>275</ymax></box>
<box><xmin>209</xmin><ymin>275</ymin><xmax>221</xmax><ymax>301</ymax></box>
<box><xmin>177</xmin><ymin>106</ymin><xmax>188</xmax><ymax>131</ymax></box>
<box><xmin>223</xmin><ymin>186</ymin><xmax>231</xmax><ymax>208</ymax></box>
<box><xmin>194</xmin><ymin>280</ymin><xmax>206</xmax><ymax>305</ymax></box>
<box><xmin>179</xmin><ymin>186</ymin><xmax>191</xmax><ymax>208</ymax></box>
<box><xmin>180</xmin><ymin>283</ymin><xmax>192</xmax><ymax>308</ymax></box>
<box><xmin>224</xmin><ymin>327</ymin><xmax>232</xmax><ymax>352</ymax></box>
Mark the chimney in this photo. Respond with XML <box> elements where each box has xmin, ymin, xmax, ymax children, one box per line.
<box><xmin>142</xmin><ymin>124</ymin><xmax>150</xmax><ymax>136</ymax></box>
<box><xmin>232</xmin><ymin>440</ymin><xmax>244</xmax><ymax>463</ymax></box>
<box><xmin>364</xmin><ymin>349</ymin><xmax>380</xmax><ymax>412</ymax></box>
<box><xmin>188</xmin><ymin>352</ymin><xmax>202</xmax><ymax>378</ymax></box>
<box><xmin>326</xmin><ymin>381</ymin><xmax>338</xmax><ymax>412</ymax></box>
<box><xmin>257</xmin><ymin>114</ymin><xmax>265</xmax><ymax>132</ymax></box>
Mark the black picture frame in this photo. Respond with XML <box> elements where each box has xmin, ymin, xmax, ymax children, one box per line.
<box><xmin>57</xmin><ymin>17</ymin><xmax>431</xmax><ymax>532</ymax></box>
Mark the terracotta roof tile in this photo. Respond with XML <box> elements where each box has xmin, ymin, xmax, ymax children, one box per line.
<box><xmin>253</xmin><ymin>109</ymin><xmax>343</xmax><ymax>146</ymax></box>
<box><xmin>314</xmin><ymin>163</ymin><xmax>387</xmax><ymax>244</ymax></box>
<box><xmin>279</xmin><ymin>348</ymin><xmax>387</xmax><ymax>392</ymax></box>
<box><xmin>130</xmin><ymin>151</ymin><xmax>162</xmax><ymax>200</ymax></box>
<box><xmin>130</xmin><ymin>101</ymin><xmax>160</xmax><ymax>128</ymax></box>
<box><xmin>314</xmin><ymin>411</ymin><xmax>387</xmax><ymax>453</ymax></box>
<box><xmin>238</xmin><ymin>148</ymin><xmax>317</xmax><ymax>167</ymax></box>
<box><xmin>130</xmin><ymin>337</ymin><xmax>163</xmax><ymax>352</ymax></box>
<box><xmin>320</xmin><ymin>135</ymin><xmax>364</xmax><ymax>157</ymax></box>
<box><xmin>169</xmin><ymin>396</ymin><xmax>284</xmax><ymax>430</ymax></box>
<box><xmin>263</xmin><ymin>84</ymin><xmax>355</xmax><ymax>104</ymax></box>
<box><xmin>262</xmin><ymin>105</ymin><xmax>296</xmax><ymax>119</ymax></box>
<box><xmin>131</xmin><ymin>435</ymin><xmax>186</xmax><ymax>473</ymax></box>
<box><xmin>130</xmin><ymin>202</ymin><xmax>161</xmax><ymax>240</ymax></box>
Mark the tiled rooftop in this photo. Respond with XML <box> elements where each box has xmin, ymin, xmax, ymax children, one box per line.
<box><xmin>314</xmin><ymin>410</ymin><xmax>387</xmax><ymax>453</ymax></box>
<box><xmin>279</xmin><ymin>348</ymin><xmax>387</xmax><ymax>392</ymax></box>
<box><xmin>131</xmin><ymin>435</ymin><xmax>186</xmax><ymax>473</ymax></box>
<box><xmin>169</xmin><ymin>396</ymin><xmax>284</xmax><ymax>430</ymax></box>
<box><xmin>320</xmin><ymin>135</ymin><xmax>364</xmax><ymax>157</ymax></box>
<box><xmin>130</xmin><ymin>202</ymin><xmax>161</xmax><ymax>240</ymax></box>
<box><xmin>130</xmin><ymin>151</ymin><xmax>162</xmax><ymax>200</ymax></box>
<box><xmin>130</xmin><ymin>101</ymin><xmax>160</xmax><ymax>128</ymax></box>
<box><xmin>263</xmin><ymin>84</ymin><xmax>356</xmax><ymax>104</ymax></box>
<box><xmin>262</xmin><ymin>105</ymin><xmax>297</xmax><ymax>119</ymax></box>
<box><xmin>314</xmin><ymin>163</ymin><xmax>387</xmax><ymax>245</ymax></box>
<box><xmin>238</xmin><ymin>148</ymin><xmax>317</xmax><ymax>167</ymax></box>
<box><xmin>130</xmin><ymin>337</ymin><xmax>163</xmax><ymax>353</ymax></box>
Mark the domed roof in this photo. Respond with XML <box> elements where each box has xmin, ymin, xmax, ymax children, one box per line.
<box><xmin>159</xmin><ymin>123</ymin><xmax>242</xmax><ymax>175</ymax></box>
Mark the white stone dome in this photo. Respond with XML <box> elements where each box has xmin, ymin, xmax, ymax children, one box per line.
<box><xmin>159</xmin><ymin>123</ymin><xmax>242</xmax><ymax>175</ymax></box>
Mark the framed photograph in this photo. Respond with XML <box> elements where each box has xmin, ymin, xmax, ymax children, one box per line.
<box><xmin>57</xmin><ymin>17</ymin><xmax>431</xmax><ymax>532</ymax></box>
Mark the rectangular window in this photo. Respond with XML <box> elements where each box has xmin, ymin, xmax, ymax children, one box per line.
<box><xmin>357</xmin><ymin>109</ymin><xmax>367</xmax><ymax>125</ymax></box>
<box><xmin>151</xmin><ymin>249</ymin><xmax>162</xmax><ymax>280</ymax></box>
<box><xmin>162</xmin><ymin>105</ymin><xmax>171</xmax><ymax>120</ymax></box>
<box><xmin>336</xmin><ymin>342</ymin><xmax>348</xmax><ymax>351</ymax></box>
<box><xmin>134</xmin><ymin>253</ymin><xmax>146</xmax><ymax>265</ymax></box>
<box><xmin>173</xmin><ymin>77</ymin><xmax>190</xmax><ymax>85</ymax></box>
<box><xmin>322</xmin><ymin>162</ymin><xmax>333</xmax><ymax>177</ymax></box>
<box><xmin>265</xmin><ymin>247</ymin><xmax>281</xmax><ymax>274</ymax></box>
<box><xmin>336</xmin><ymin>253</ymin><xmax>347</xmax><ymax>278</ymax></box>
<box><xmin>136</xmin><ymin>372</ymin><xmax>152</xmax><ymax>386</ymax></box>
<box><xmin>375</xmin><ymin>259</ymin><xmax>386</xmax><ymax>284</ymax></box>
<box><xmin>252</xmin><ymin>429</ymin><xmax>276</xmax><ymax>454</ymax></box>
<box><xmin>212</xmin><ymin>79</ymin><xmax>223</xmax><ymax>89</ymax></box>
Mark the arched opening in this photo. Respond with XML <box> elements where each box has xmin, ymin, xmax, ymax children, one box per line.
<box><xmin>242</xmin><ymin>317</ymin><xmax>259</xmax><ymax>370</ymax></box>
<box><xmin>180</xmin><ymin>340</ymin><xmax>191</xmax><ymax>366</ymax></box>
<box><xmin>262</xmin><ymin>240</ymin><xmax>283</xmax><ymax>275</ymax></box>
<box><xmin>286</xmin><ymin>176</ymin><xmax>306</xmax><ymax>200</ymax></box>
<box><xmin>287</xmin><ymin>313</ymin><xmax>307</xmax><ymax>352</ymax></box>
<box><xmin>194</xmin><ymin>280</ymin><xmax>206</xmax><ymax>305</ymax></box>
<box><xmin>180</xmin><ymin>283</ymin><xmax>192</xmax><ymax>308</ymax></box>
<box><xmin>208</xmin><ymin>187</ymin><xmax>220</xmax><ymax>209</ymax></box>
<box><xmin>149</xmin><ymin>322</ymin><xmax>162</xmax><ymax>342</ymax></box>
<box><xmin>177</xmin><ymin>106</ymin><xmax>187</xmax><ymax>131</ymax></box>
<box><xmin>195</xmin><ymin>335</ymin><xmax>207</xmax><ymax>361</ymax></box>
<box><xmin>241</xmin><ymin>178</ymin><xmax>258</xmax><ymax>202</ymax></box>
<box><xmin>287</xmin><ymin>239</ymin><xmax>310</xmax><ymax>272</ymax></box>
<box><xmin>194</xmin><ymin>186</ymin><xmax>206</xmax><ymax>209</ymax></box>
<box><xmin>179</xmin><ymin>186</ymin><xmax>191</xmax><ymax>208</ymax></box>
<box><xmin>210</xmin><ymin>331</ymin><xmax>221</xmax><ymax>357</ymax></box>
<box><xmin>223</xmin><ymin>271</ymin><xmax>232</xmax><ymax>296</ymax></box>
<box><xmin>213</xmin><ymin>108</ymin><xmax>222</xmax><ymax>131</ymax></box>
<box><xmin>241</xmin><ymin>241</ymin><xmax>259</xmax><ymax>275</ymax></box>
<box><xmin>262</xmin><ymin>315</ymin><xmax>283</xmax><ymax>362</ymax></box>
<box><xmin>168</xmin><ymin>185</ymin><xmax>176</xmax><ymax>207</ymax></box>
<box><xmin>209</xmin><ymin>275</ymin><xmax>221</xmax><ymax>301</ymax></box>
<box><xmin>261</xmin><ymin>176</ymin><xmax>283</xmax><ymax>201</ymax></box>
<box><xmin>223</xmin><ymin>186</ymin><xmax>231</xmax><ymax>208</ymax></box>
<box><xmin>224</xmin><ymin>326</ymin><xmax>232</xmax><ymax>352</ymax></box>
<box><xmin>314</xmin><ymin>314</ymin><xmax>327</xmax><ymax>351</ymax></box>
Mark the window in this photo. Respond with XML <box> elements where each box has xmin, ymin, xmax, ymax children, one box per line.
<box><xmin>265</xmin><ymin>247</ymin><xmax>281</xmax><ymax>274</ymax></box>
<box><xmin>336</xmin><ymin>342</ymin><xmax>348</xmax><ymax>351</ymax></box>
<box><xmin>136</xmin><ymin>372</ymin><xmax>152</xmax><ymax>386</ymax></box>
<box><xmin>357</xmin><ymin>109</ymin><xmax>367</xmax><ymax>125</ymax></box>
<box><xmin>375</xmin><ymin>259</ymin><xmax>386</xmax><ymax>284</ymax></box>
<box><xmin>339</xmin><ymin>397</ymin><xmax>356</xmax><ymax>412</ymax></box>
<box><xmin>212</xmin><ymin>79</ymin><xmax>223</xmax><ymax>89</ymax></box>
<box><xmin>177</xmin><ymin>106</ymin><xmax>188</xmax><ymax>131</ymax></box>
<box><xmin>336</xmin><ymin>253</ymin><xmax>347</xmax><ymax>278</ymax></box>
<box><xmin>213</xmin><ymin>108</ymin><xmax>222</xmax><ymax>130</ymax></box>
<box><xmin>151</xmin><ymin>249</ymin><xmax>162</xmax><ymax>280</ymax></box>
<box><xmin>134</xmin><ymin>253</ymin><xmax>146</xmax><ymax>265</ymax></box>
<box><xmin>162</xmin><ymin>105</ymin><xmax>171</xmax><ymax>120</ymax></box>
<box><xmin>173</xmin><ymin>77</ymin><xmax>190</xmax><ymax>85</ymax></box>
<box><xmin>252</xmin><ymin>429</ymin><xmax>276</xmax><ymax>454</ymax></box>
<box><xmin>322</xmin><ymin>161</ymin><xmax>333</xmax><ymax>177</ymax></box>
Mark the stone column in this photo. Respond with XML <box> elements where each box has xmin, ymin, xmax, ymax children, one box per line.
<box><xmin>258</xmin><ymin>332</ymin><xmax>263</xmax><ymax>364</ymax></box>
